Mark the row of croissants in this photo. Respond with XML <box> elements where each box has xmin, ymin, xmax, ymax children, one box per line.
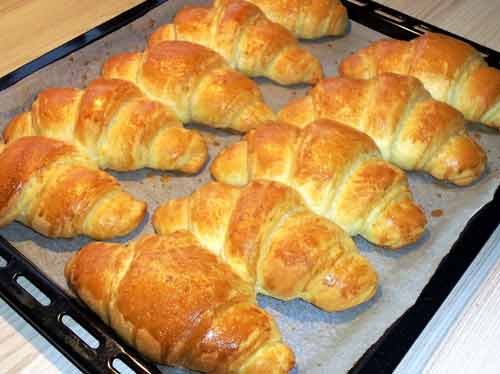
<box><xmin>1</xmin><ymin>0</ymin><xmax>498</xmax><ymax>372</ymax></box>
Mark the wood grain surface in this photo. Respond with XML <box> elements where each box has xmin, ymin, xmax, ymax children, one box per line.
<box><xmin>376</xmin><ymin>0</ymin><xmax>500</xmax><ymax>49</ymax></box>
<box><xmin>0</xmin><ymin>1</ymin><xmax>499</xmax><ymax>373</ymax></box>
<box><xmin>0</xmin><ymin>0</ymin><xmax>144</xmax><ymax>77</ymax></box>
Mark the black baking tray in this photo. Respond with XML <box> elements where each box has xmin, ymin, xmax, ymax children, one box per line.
<box><xmin>0</xmin><ymin>1</ymin><xmax>499</xmax><ymax>373</ymax></box>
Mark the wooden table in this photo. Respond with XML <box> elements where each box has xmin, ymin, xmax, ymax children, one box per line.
<box><xmin>0</xmin><ymin>1</ymin><xmax>499</xmax><ymax>373</ymax></box>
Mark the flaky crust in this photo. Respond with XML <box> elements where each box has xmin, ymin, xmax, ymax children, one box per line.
<box><xmin>0</xmin><ymin>136</ymin><xmax>146</xmax><ymax>239</ymax></box>
<box><xmin>211</xmin><ymin>120</ymin><xmax>427</xmax><ymax>249</ymax></box>
<box><xmin>339</xmin><ymin>32</ymin><xmax>500</xmax><ymax>129</ymax></box>
<box><xmin>153</xmin><ymin>180</ymin><xmax>378</xmax><ymax>311</ymax></box>
<box><xmin>102</xmin><ymin>41</ymin><xmax>275</xmax><ymax>132</ymax></box>
<box><xmin>236</xmin><ymin>0</ymin><xmax>348</xmax><ymax>39</ymax></box>
<box><xmin>278</xmin><ymin>73</ymin><xmax>487</xmax><ymax>185</ymax></box>
<box><xmin>3</xmin><ymin>78</ymin><xmax>207</xmax><ymax>173</ymax></box>
<box><xmin>149</xmin><ymin>0</ymin><xmax>323</xmax><ymax>85</ymax></box>
<box><xmin>65</xmin><ymin>232</ymin><xmax>295</xmax><ymax>373</ymax></box>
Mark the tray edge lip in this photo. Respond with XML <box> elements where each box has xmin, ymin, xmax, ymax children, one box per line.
<box><xmin>0</xmin><ymin>0</ymin><xmax>499</xmax><ymax>373</ymax></box>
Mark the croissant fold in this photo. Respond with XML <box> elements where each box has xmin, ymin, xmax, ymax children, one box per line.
<box><xmin>150</xmin><ymin>0</ymin><xmax>323</xmax><ymax>85</ymax></box>
<box><xmin>340</xmin><ymin>32</ymin><xmax>500</xmax><ymax>129</ymax></box>
<box><xmin>3</xmin><ymin>78</ymin><xmax>208</xmax><ymax>173</ymax></box>
<box><xmin>65</xmin><ymin>232</ymin><xmax>295</xmax><ymax>373</ymax></box>
<box><xmin>235</xmin><ymin>0</ymin><xmax>348</xmax><ymax>39</ymax></box>
<box><xmin>279</xmin><ymin>73</ymin><xmax>487</xmax><ymax>186</ymax></box>
<box><xmin>153</xmin><ymin>179</ymin><xmax>378</xmax><ymax>311</ymax></box>
<box><xmin>0</xmin><ymin>136</ymin><xmax>146</xmax><ymax>239</ymax></box>
<box><xmin>102</xmin><ymin>40</ymin><xmax>275</xmax><ymax>132</ymax></box>
<box><xmin>211</xmin><ymin>120</ymin><xmax>427</xmax><ymax>249</ymax></box>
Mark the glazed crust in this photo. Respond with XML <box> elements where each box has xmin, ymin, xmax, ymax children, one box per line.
<box><xmin>153</xmin><ymin>180</ymin><xmax>378</xmax><ymax>312</ymax></box>
<box><xmin>339</xmin><ymin>32</ymin><xmax>500</xmax><ymax>129</ymax></box>
<box><xmin>149</xmin><ymin>0</ymin><xmax>323</xmax><ymax>85</ymax></box>
<box><xmin>211</xmin><ymin>120</ymin><xmax>427</xmax><ymax>249</ymax></box>
<box><xmin>65</xmin><ymin>232</ymin><xmax>295</xmax><ymax>373</ymax></box>
<box><xmin>278</xmin><ymin>73</ymin><xmax>487</xmax><ymax>185</ymax></box>
<box><xmin>2</xmin><ymin>78</ymin><xmax>208</xmax><ymax>173</ymax></box>
<box><xmin>239</xmin><ymin>0</ymin><xmax>348</xmax><ymax>39</ymax></box>
<box><xmin>0</xmin><ymin>136</ymin><xmax>146</xmax><ymax>239</ymax></box>
<box><xmin>101</xmin><ymin>41</ymin><xmax>275</xmax><ymax>132</ymax></box>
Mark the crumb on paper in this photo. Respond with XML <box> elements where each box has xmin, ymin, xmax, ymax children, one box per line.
<box><xmin>431</xmin><ymin>209</ymin><xmax>444</xmax><ymax>218</ymax></box>
<box><xmin>160</xmin><ymin>175</ymin><xmax>171</xmax><ymax>185</ymax></box>
<box><xmin>473</xmin><ymin>133</ymin><xmax>481</xmax><ymax>140</ymax></box>
<box><xmin>202</xmin><ymin>132</ymin><xmax>220</xmax><ymax>146</ymax></box>
<box><xmin>436</xmin><ymin>193</ymin><xmax>442</xmax><ymax>198</ymax></box>
<box><xmin>149</xmin><ymin>19</ymin><xmax>156</xmax><ymax>29</ymax></box>
<box><xmin>146</xmin><ymin>172</ymin><xmax>157</xmax><ymax>180</ymax></box>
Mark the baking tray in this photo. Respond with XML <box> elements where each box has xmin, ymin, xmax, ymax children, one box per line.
<box><xmin>0</xmin><ymin>1</ymin><xmax>499</xmax><ymax>373</ymax></box>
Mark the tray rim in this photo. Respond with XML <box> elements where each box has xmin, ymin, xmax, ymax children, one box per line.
<box><xmin>0</xmin><ymin>1</ymin><xmax>499</xmax><ymax>373</ymax></box>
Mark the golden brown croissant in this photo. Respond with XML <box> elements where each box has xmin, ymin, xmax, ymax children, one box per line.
<box><xmin>0</xmin><ymin>136</ymin><xmax>146</xmax><ymax>239</ymax></box>
<box><xmin>153</xmin><ymin>180</ymin><xmax>378</xmax><ymax>311</ymax></box>
<box><xmin>230</xmin><ymin>0</ymin><xmax>348</xmax><ymax>39</ymax></box>
<box><xmin>149</xmin><ymin>0</ymin><xmax>323</xmax><ymax>85</ymax></box>
<box><xmin>278</xmin><ymin>73</ymin><xmax>487</xmax><ymax>186</ymax></box>
<box><xmin>339</xmin><ymin>32</ymin><xmax>500</xmax><ymax>129</ymax></box>
<box><xmin>3</xmin><ymin>78</ymin><xmax>208</xmax><ymax>173</ymax></box>
<box><xmin>211</xmin><ymin>120</ymin><xmax>427</xmax><ymax>249</ymax></box>
<box><xmin>101</xmin><ymin>40</ymin><xmax>275</xmax><ymax>132</ymax></box>
<box><xmin>65</xmin><ymin>232</ymin><xmax>295</xmax><ymax>373</ymax></box>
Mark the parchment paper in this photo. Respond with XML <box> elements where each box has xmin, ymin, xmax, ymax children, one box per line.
<box><xmin>0</xmin><ymin>1</ymin><xmax>499</xmax><ymax>373</ymax></box>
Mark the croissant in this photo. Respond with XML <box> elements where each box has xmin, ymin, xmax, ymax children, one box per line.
<box><xmin>229</xmin><ymin>0</ymin><xmax>348</xmax><ymax>39</ymax></box>
<box><xmin>65</xmin><ymin>232</ymin><xmax>295</xmax><ymax>373</ymax></box>
<box><xmin>278</xmin><ymin>73</ymin><xmax>487</xmax><ymax>186</ymax></box>
<box><xmin>339</xmin><ymin>32</ymin><xmax>500</xmax><ymax>129</ymax></box>
<box><xmin>210</xmin><ymin>120</ymin><xmax>427</xmax><ymax>249</ymax></box>
<box><xmin>2</xmin><ymin>78</ymin><xmax>208</xmax><ymax>173</ymax></box>
<box><xmin>0</xmin><ymin>136</ymin><xmax>146</xmax><ymax>239</ymax></box>
<box><xmin>149</xmin><ymin>0</ymin><xmax>323</xmax><ymax>85</ymax></box>
<box><xmin>101</xmin><ymin>40</ymin><xmax>275</xmax><ymax>132</ymax></box>
<box><xmin>153</xmin><ymin>180</ymin><xmax>378</xmax><ymax>311</ymax></box>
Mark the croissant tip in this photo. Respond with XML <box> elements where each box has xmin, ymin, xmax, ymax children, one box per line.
<box><xmin>89</xmin><ymin>198</ymin><xmax>147</xmax><ymax>240</ymax></box>
<box><xmin>240</xmin><ymin>341</ymin><xmax>296</xmax><ymax>374</ymax></box>
<box><xmin>427</xmin><ymin>134</ymin><xmax>488</xmax><ymax>186</ymax></box>
<box><xmin>366</xmin><ymin>199</ymin><xmax>427</xmax><ymax>250</ymax></box>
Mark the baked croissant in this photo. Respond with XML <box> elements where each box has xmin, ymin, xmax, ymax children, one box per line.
<box><xmin>210</xmin><ymin>120</ymin><xmax>427</xmax><ymax>249</ymax></box>
<box><xmin>0</xmin><ymin>136</ymin><xmax>146</xmax><ymax>239</ymax></box>
<box><xmin>278</xmin><ymin>73</ymin><xmax>487</xmax><ymax>186</ymax></box>
<box><xmin>149</xmin><ymin>0</ymin><xmax>323</xmax><ymax>85</ymax></box>
<box><xmin>101</xmin><ymin>40</ymin><xmax>275</xmax><ymax>132</ymax></box>
<box><xmin>230</xmin><ymin>0</ymin><xmax>348</xmax><ymax>39</ymax></box>
<box><xmin>339</xmin><ymin>32</ymin><xmax>500</xmax><ymax>129</ymax></box>
<box><xmin>3</xmin><ymin>78</ymin><xmax>208</xmax><ymax>173</ymax></box>
<box><xmin>153</xmin><ymin>180</ymin><xmax>378</xmax><ymax>311</ymax></box>
<box><xmin>65</xmin><ymin>232</ymin><xmax>295</xmax><ymax>373</ymax></box>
